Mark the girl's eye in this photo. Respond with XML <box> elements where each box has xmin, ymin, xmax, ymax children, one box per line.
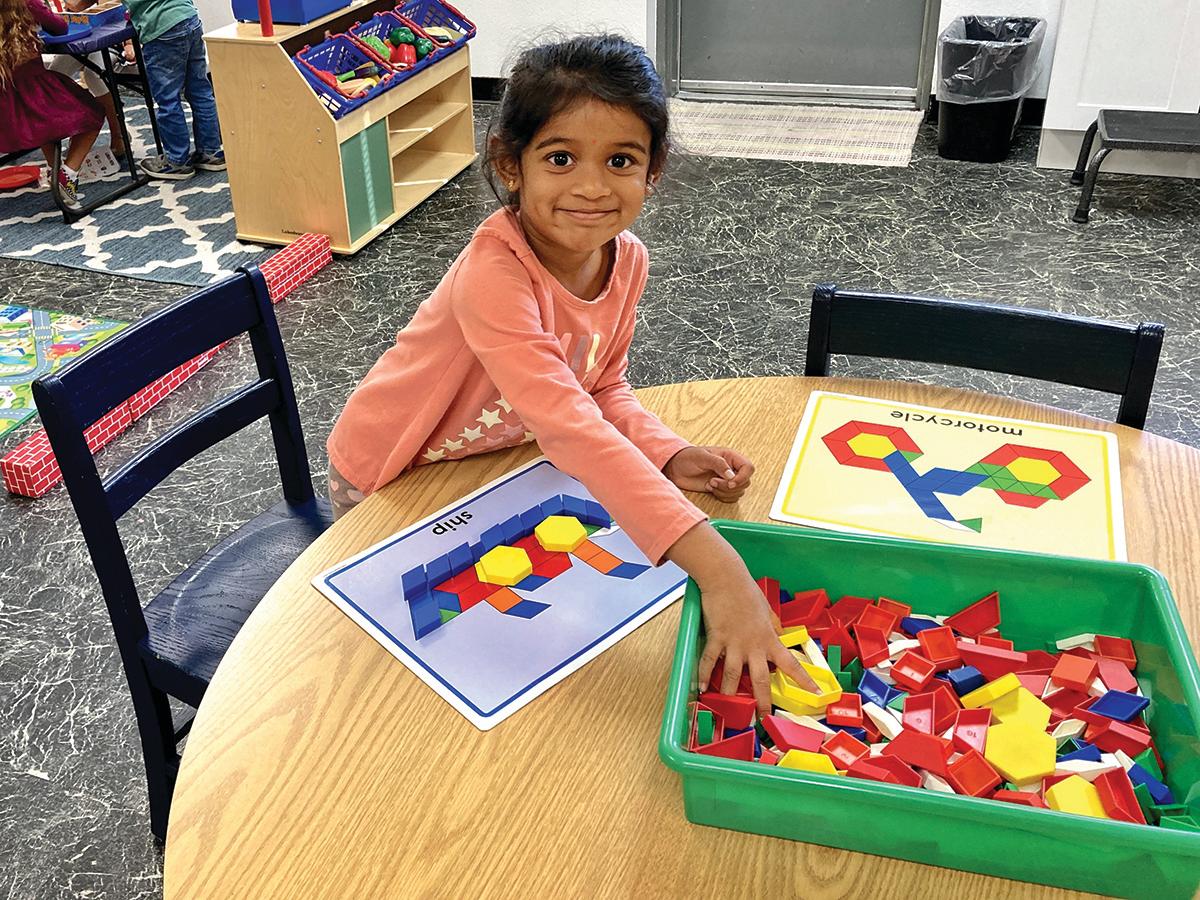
<box><xmin>548</xmin><ymin>152</ymin><xmax>572</xmax><ymax>167</ymax></box>
<box><xmin>609</xmin><ymin>155</ymin><xmax>633</xmax><ymax>169</ymax></box>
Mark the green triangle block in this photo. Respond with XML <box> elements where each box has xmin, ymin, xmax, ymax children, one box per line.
<box><xmin>1133</xmin><ymin>782</ymin><xmax>1156</xmax><ymax>823</ymax></box>
<box><xmin>697</xmin><ymin>709</ymin><xmax>715</xmax><ymax>744</ymax></box>
<box><xmin>992</xmin><ymin>475</ymin><xmax>1020</xmax><ymax>490</ymax></box>
<box><xmin>886</xmin><ymin>693</ymin><xmax>907</xmax><ymax>712</ymax></box>
<box><xmin>900</xmin><ymin>450</ymin><xmax>922</xmax><ymax>462</ymax></box>
<box><xmin>1032</xmin><ymin>484</ymin><xmax>1059</xmax><ymax>499</ymax></box>
<box><xmin>439</xmin><ymin>608</ymin><xmax>459</xmax><ymax>623</ymax></box>
<box><xmin>1134</xmin><ymin>749</ymin><xmax>1163</xmax><ymax>780</ymax></box>
<box><xmin>846</xmin><ymin>658</ymin><xmax>863</xmax><ymax>688</ymax></box>
<box><xmin>1152</xmin><ymin>803</ymin><xmax>1191</xmax><ymax>822</ymax></box>
<box><xmin>1159</xmin><ymin>816</ymin><xmax>1200</xmax><ymax>833</ymax></box>
<box><xmin>826</xmin><ymin>644</ymin><xmax>842</xmax><ymax>672</ymax></box>
<box><xmin>958</xmin><ymin>517</ymin><xmax>984</xmax><ymax>533</ymax></box>
<box><xmin>964</xmin><ymin>463</ymin><xmax>992</xmax><ymax>475</ymax></box>
<box><xmin>583</xmin><ymin>524</ymin><xmax>601</xmax><ymax>535</ymax></box>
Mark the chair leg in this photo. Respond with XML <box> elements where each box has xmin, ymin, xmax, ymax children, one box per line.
<box><xmin>127</xmin><ymin>669</ymin><xmax>180</xmax><ymax>842</ymax></box>
<box><xmin>1072</xmin><ymin>147</ymin><xmax>1112</xmax><ymax>224</ymax></box>
<box><xmin>1070</xmin><ymin>119</ymin><xmax>1099</xmax><ymax>185</ymax></box>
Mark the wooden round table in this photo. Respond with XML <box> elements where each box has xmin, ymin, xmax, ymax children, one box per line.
<box><xmin>164</xmin><ymin>377</ymin><xmax>1200</xmax><ymax>899</ymax></box>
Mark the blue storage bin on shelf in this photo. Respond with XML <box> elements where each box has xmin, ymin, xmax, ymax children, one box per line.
<box><xmin>294</xmin><ymin>35</ymin><xmax>395</xmax><ymax>120</ymax></box>
<box><xmin>396</xmin><ymin>0</ymin><xmax>475</xmax><ymax>53</ymax></box>
<box><xmin>232</xmin><ymin>0</ymin><xmax>348</xmax><ymax>26</ymax></box>
<box><xmin>349</xmin><ymin>11</ymin><xmax>441</xmax><ymax>78</ymax></box>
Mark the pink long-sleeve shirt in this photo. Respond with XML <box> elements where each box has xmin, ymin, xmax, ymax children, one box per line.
<box><xmin>327</xmin><ymin>208</ymin><xmax>706</xmax><ymax>564</ymax></box>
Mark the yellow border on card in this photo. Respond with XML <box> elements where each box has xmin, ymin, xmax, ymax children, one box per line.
<box><xmin>780</xmin><ymin>393</ymin><xmax>1119</xmax><ymax>559</ymax></box>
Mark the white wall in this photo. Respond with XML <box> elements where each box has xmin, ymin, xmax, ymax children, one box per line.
<box><xmin>468</xmin><ymin>0</ymin><xmax>649</xmax><ymax>78</ymax></box>
<box><xmin>196</xmin><ymin>0</ymin><xmax>234</xmax><ymax>31</ymax></box>
<box><xmin>937</xmin><ymin>0</ymin><xmax>1063</xmax><ymax>98</ymax></box>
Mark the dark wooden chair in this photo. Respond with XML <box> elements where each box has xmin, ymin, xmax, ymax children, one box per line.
<box><xmin>32</xmin><ymin>266</ymin><xmax>333</xmax><ymax>842</ymax></box>
<box><xmin>804</xmin><ymin>283</ymin><xmax>1165</xmax><ymax>429</ymax></box>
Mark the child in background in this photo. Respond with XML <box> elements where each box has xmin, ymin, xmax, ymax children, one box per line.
<box><xmin>0</xmin><ymin>0</ymin><xmax>102</xmax><ymax>210</ymax></box>
<box><xmin>45</xmin><ymin>0</ymin><xmax>134</xmax><ymax>158</ymax></box>
<box><xmin>327</xmin><ymin>35</ymin><xmax>817</xmax><ymax>713</ymax></box>
<box><xmin>124</xmin><ymin>0</ymin><xmax>223</xmax><ymax>180</ymax></box>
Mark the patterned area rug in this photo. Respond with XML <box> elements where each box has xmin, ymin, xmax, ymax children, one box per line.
<box><xmin>670</xmin><ymin>99</ymin><xmax>924</xmax><ymax>167</ymax></box>
<box><xmin>0</xmin><ymin>100</ymin><xmax>272</xmax><ymax>286</ymax></box>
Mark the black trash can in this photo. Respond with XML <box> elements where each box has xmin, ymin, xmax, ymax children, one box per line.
<box><xmin>936</xmin><ymin>16</ymin><xmax>1046</xmax><ymax>163</ymax></box>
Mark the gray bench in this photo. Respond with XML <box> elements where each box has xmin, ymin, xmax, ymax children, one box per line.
<box><xmin>1071</xmin><ymin>109</ymin><xmax>1200</xmax><ymax>223</ymax></box>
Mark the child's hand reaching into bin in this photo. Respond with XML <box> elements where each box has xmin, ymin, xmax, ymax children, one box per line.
<box><xmin>666</xmin><ymin>522</ymin><xmax>819</xmax><ymax>718</ymax></box>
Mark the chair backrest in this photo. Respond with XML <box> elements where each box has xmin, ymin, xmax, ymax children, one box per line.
<box><xmin>804</xmin><ymin>283</ymin><xmax>1164</xmax><ymax>429</ymax></box>
<box><xmin>32</xmin><ymin>266</ymin><xmax>314</xmax><ymax>656</ymax></box>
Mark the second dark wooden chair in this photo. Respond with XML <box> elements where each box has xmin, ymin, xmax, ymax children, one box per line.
<box><xmin>32</xmin><ymin>266</ymin><xmax>333</xmax><ymax>842</ymax></box>
<box><xmin>804</xmin><ymin>283</ymin><xmax>1165</xmax><ymax>429</ymax></box>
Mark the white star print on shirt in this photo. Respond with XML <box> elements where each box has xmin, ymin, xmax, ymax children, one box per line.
<box><xmin>496</xmin><ymin>397</ymin><xmax>513</xmax><ymax>413</ymax></box>
<box><xmin>441</xmin><ymin>438</ymin><xmax>465</xmax><ymax>452</ymax></box>
<box><xmin>523</xmin><ymin>431</ymin><xmax>535</xmax><ymax>443</ymax></box>
<box><xmin>476</xmin><ymin>407</ymin><xmax>503</xmax><ymax>428</ymax></box>
<box><xmin>459</xmin><ymin>425</ymin><xmax>484</xmax><ymax>442</ymax></box>
<box><xmin>422</xmin><ymin>448</ymin><xmax>446</xmax><ymax>462</ymax></box>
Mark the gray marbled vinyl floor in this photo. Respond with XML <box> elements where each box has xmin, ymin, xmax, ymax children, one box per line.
<box><xmin>1</xmin><ymin>109</ymin><xmax>1197</xmax><ymax>899</ymax></box>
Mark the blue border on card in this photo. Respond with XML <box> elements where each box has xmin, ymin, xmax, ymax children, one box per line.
<box><xmin>321</xmin><ymin>460</ymin><xmax>687</xmax><ymax>719</ymax></box>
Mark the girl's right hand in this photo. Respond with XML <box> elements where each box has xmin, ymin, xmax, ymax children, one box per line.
<box><xmin>695</xmin><ymin>569</ymin><xmax>819</xmax><ymax>719</ymax></box>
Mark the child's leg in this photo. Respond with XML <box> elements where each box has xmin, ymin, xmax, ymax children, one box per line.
<box><xmin>64</xmin><ymin>129</ymin><xmax>101</xmax><ymax>170</ymax></box>
<box><xmin>140</xmin><ymin>21</ymin><xmax>194</xmax><ymax>165</ymax></box>
<box><xmin>327</xmin><ymin>461</ymin><xmax>365</xmax><ymax>521</ymax></box>
<box><xmin>181</xmin><ymin>19</ymin><xmax>222</xmax><ymax>156</ymax></box>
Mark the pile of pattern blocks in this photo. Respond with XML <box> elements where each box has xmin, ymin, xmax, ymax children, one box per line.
<box><xmin>690</xmin><ymin>584</ymin><xmax>1194</xmax><ymax>830</ymax></box>
<box><xmin>401</xmin><ymin>495</ymin><xmax>649</xmax><ymax>638</ymax></box>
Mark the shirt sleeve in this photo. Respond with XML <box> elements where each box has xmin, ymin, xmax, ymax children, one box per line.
<box><xmin>450</xmin><ymin>238</ymin><xmax>705</xmax><ymax>565</ymax></box>
<box><xmin>589</xmin><ymin>303</ymin><xmax>691</xmax><ymax>471</ymax></box>
<box><xmin>29</xmin><ymin>0</ymin><xmax>68</xmax><ymax>34</ymax></box>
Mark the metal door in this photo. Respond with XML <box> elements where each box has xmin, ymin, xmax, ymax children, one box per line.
<box><xmin>660</xmin><ymin>0</ymin><xmax>941</xmax><ymax>107</ymax></box>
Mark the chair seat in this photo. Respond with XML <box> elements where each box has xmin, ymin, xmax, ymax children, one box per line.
<box><xmin>139</xmin><ymin>497</ymin><xmax>333</xmax><ymax>706</ymax></box>
<box><xmin>1098</xmin><ymin>110</ymin><xmax>1200</xmax><ymax>152</ymax></box>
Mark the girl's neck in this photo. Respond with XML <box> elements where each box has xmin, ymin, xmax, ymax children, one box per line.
<box><xmin>516</xmin><ymin>209</ymin><xmax>613</xmax><ymax>302</ymax></box>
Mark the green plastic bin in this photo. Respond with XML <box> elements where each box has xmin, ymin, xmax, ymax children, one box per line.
<box><xmin>659</xmin><ymin>521</ymin><xmax>1200</xmax><ymax>899</ymax></box>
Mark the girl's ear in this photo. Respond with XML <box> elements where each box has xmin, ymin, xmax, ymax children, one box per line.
<box><xmin>489</xmin><ymin>136</ymin><xmax>521</xmax><ymax>192</ymax></box>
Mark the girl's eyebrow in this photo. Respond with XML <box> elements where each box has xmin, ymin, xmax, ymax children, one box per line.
<box><xmin>531</xmin><ymin>137</ymin><xmax>649</xmax><ymax>153</ymax></box>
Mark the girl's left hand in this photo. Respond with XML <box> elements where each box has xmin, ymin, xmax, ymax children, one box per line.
<box><xmin>663</xmin><ymin>445</ymin><xmax>754</xmax><ymax>502</ymax></box>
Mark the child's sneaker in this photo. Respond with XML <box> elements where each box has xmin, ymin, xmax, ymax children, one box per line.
<box><xmin>139</xmin><ymin>154</ymin><xmax>195</xmax><ymax>181</ymax></box>
<box><xmin>190</xmin><ymin>151</ymin><xmax>227</xmax><ymax>172</ymax></box>
<box><xmin>54</xmin><ymin>167</ymin><xmax>82</xmax><ymax>212</ymax></box>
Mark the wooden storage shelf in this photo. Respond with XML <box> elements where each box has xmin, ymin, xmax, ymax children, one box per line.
<box><xmin>204</xmin><ymin>7</ymin><xmax>476</xmax><ymax>254</ymax></box>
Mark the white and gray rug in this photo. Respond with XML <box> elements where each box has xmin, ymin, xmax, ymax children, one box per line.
<box><xmin>670</xmin><ymin>99</ymin><xmax>924</xmax><ymax>167</ymax></box>
<box><xmin>0</xmin><ymin>101</ymin><xmax>272</xmax><ymax>286</ymax></box>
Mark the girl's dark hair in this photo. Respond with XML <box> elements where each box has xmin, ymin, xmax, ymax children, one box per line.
<box><xmin>484</xmin><ymin>34</ymin><xmax>669</xmax><ymax>206</ymax></box>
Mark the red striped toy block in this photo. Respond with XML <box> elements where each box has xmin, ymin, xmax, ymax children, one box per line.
<box><xmin>126</xmin><ymin>344</ymin><xmax>225</xmax><ymax>421</ymax></box>
<box><xmin>259</xmin><ymin>233</ymin><xmax>331</xmax><ymax>303</ymax></box>
<box><xmin>2</xmin><ymin>402</ymin><xmax>133</xmax><ymax>498</ymax></box>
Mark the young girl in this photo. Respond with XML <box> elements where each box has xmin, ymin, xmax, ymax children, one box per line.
<box><xmin>0</xmin><ymin>0</ymin><xmax>102</xmax><ymax>210</ymax></box>
<box><xmin>327</xmin><ymin>34</ymin><xmax>816</xmax><ymax>713</ymax></box>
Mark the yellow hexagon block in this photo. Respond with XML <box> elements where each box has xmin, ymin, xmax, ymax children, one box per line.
<box><xmin>983</xmin><ymin>721</ymin><xmax>1056</xmax><ymax>786</ymax></box>
<box><xmin>961</xmin><ymin>672</ymin><xmax>1021</xmax><ymax>709</ymax></box>
<box><xmin>778</xmin><ymin>750</ymin><xmax>839</xmax><ymax>775</ymax></box>
<box><xmin>779</xmin><ymin>625</ymin><xmax>810</xmax><ymax>649</ymax></box>
<box><xmin>1008</xmin><ymin>457</ymin><xmax>1060</xmax><ymax>486</ymax></box>
<box><xmin>987</xmin><ymin>686</ymin><xmax>1052</xmax><ymax>730</ymax></box>
<box><xmin>475</xmin><ymin>545</ymin><xmax>533</xmax><ymax>586</ymax></box>
<box><xmin>1045</xmin><ymin>774</ymin><xmax>1111</xmax><ymax>819</ymax></box>
<box><xmin>534</xmin><ymin>515</ymin><xmax>588</xmax><ymax>552</ymax></box>
<box><xmin>846</xmin><ymin>433</ymin><xmax>897</xmax><ymax>460</ymax></box>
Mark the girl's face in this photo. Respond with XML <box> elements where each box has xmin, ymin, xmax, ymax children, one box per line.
<box><xmin>502</xmin><ymin>99</ymin><xmax>656</xmax><ymax>256</ymax></box>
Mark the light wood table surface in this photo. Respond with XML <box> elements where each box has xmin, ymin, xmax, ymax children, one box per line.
<box><xmin>164</xmin><ymin>377</ymin><xmax>1200</xmax><ymax>899</ymax></box>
